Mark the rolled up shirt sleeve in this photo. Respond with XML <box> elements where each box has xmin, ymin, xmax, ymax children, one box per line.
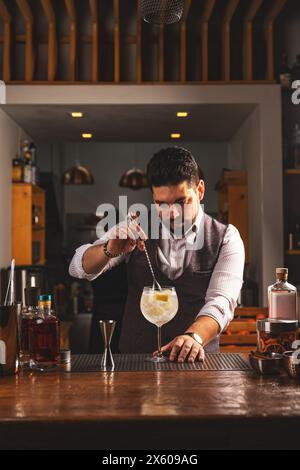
<box><xmin>69</xmin><ymin>237</ymin><xmax>127</xmax><ymax>282</ymax></box>
<box><xmin>195</xmin><ymin>224</ymin><xmax>245</xmax><ymax>332</ymax></box>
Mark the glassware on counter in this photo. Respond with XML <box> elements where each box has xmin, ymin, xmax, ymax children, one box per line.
<box><xmin>19</xmin><ymin>287</ymin><xmax>40</xmax><ymax>367</ymax></box>
<box><xmin>268</xmin><ymin>268</ymin><xmax>297</xmax><ymax>321</ymax></box>
<box><xmin>140</xmin><ymin>286</ymin><xmax>178</xmax><ymax>363</ymax></box>
<box><xmin>257</xmin><ymin>319</ymin><xmax>298</xmax><ymax>354</ymax></box>
<box><xmin>29</xmin><ymin>295</ymin><xmax>60</xmax><ymax>371</ymax></box>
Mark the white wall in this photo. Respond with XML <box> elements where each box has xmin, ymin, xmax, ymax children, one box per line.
<box><xmin>0</xmin><ymin>108</ymin><xmax>30</xmax><ymax>268</ymax></box>
<box><xmin>229</xmin><ymin>102</ymin><xmax>283</xmax><ymax>305</ymax></box>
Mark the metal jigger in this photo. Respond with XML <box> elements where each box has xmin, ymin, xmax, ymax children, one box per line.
<box><xmin>99</xmin><ymin>320</ymin><xmax>116</xmax><ymax>371</ymax></box>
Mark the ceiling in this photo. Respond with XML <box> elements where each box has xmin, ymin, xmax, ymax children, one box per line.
<box><xmin>0</xmin><ymin>103</ymin><xmax>256</xmax><ymax>142</ymax></box>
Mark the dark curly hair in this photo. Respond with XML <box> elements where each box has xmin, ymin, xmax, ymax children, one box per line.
<box><xmin>147</xmin><ymin>146</ymin><xmax>204</xmax><ymax>188</ymax></box>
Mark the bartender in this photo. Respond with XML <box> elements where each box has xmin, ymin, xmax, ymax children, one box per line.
<box><xmin>69</xmin><ymin>147</ymin><xmax>244</xmax><ymax>362</ymax></box>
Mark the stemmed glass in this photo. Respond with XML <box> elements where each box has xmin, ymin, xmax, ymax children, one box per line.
<box><xmin>140</xmin><ymin>286</ymin><xmax>178</xmax><ymax>362</ymax></box>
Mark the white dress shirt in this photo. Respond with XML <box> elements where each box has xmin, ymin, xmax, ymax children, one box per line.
<box><xmin>69</xmin><ymin>206</ymin><xmax>245</xmax><ymax>332</ymax></box>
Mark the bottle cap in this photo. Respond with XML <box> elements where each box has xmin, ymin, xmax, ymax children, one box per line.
<box><xmin>38</xmin><ymin>294</ymin><xmax>52</xmax><ymax>301</ymax></box>
<box><xmin>60</xmin><ymin>349</ymin><xmax>71</xmax><ymax>364</ymax></box>
<box><xmin>276</xmin><ymin>268</ymin><xmax>288</xmax><ymax>275</ymax></box>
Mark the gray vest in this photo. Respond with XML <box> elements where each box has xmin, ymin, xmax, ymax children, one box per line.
<box><xmin>119</xmin><ymin>214</ymin><xmax>228</xmax><ymax>354</ymax></box>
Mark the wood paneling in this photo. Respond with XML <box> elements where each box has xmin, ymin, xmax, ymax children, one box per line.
<box><xmin>89</xmin><ymin>0</ymin><xmax>99</xmax><ymax>82</ymax></box>
<box><xmin>243</xmin><ymin>0</ymin><xmax>263</xmax><ymax>81</ymax></box>
<box><xmin>180</xmin><ymin>0</ymin><xmax>191</xmax><ymax>82</ymax></box>
<box><xmin>222</xmin><ymin>0</ymin><xmax>239</xmax><ymax>81</ymax></box>
<box><xmin>41</xmin><ymin>0</ymin><xmax>57</xmax><ymax>81</ymax></box>
<box><xmin>113</xmin><ymin>0</ymin><xmax>120</xmax><ymax>83</ymax></box>
<box><xmin>16</xmin><ymin>0</ymin><xmax>34</xmax><ymax>82</ymax></box>
<box><xmin>64</xmin><ymin>0</ymin><xmax>77</xmax><ymax>81</ymax></box>
<box><xmin>200</xmin><ymin>0</ymin><xmax>215</xmax><ymax>82</ymax></box>
<box><xmin>0</xmin><ymin>0</ymin><xmax>11</xmax><ymax>81</ymax></box>
<box><xmin>264</xmin><ymin>0</ymin><xmax>287</xmax><ymax>81</ymax></box>
<box><xmin>0</xmin><ymin>0</ymin><xmax>289</xmax><ymax>83</ymax></box>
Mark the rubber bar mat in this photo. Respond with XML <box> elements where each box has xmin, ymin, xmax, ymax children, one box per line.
<box><xmin>67</xmin><ymin>353</ymin><xmax>251</xmax><ymax>372</ymax></box>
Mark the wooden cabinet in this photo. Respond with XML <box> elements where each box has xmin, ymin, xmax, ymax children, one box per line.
<box><xmin>12</xmin><ymin>184</ymin><xmax>45</xmax><ymax>266</ymax></box>
<box><xmin>215</xmin><ymin>170</ymin><xmax>249</xmax><ymax>261</ymax></box>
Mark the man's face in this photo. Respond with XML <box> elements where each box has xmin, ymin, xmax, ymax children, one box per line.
<box><xmin>152</xmin><ymin>180</ymin><xmax>205</xmax><ymax>232</ymax></box>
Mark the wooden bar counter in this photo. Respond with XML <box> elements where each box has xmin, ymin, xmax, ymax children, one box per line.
<box><xmin>1</xmin><ymin>364</ymin><xmax>300</xmax><ymax>450</ymax></box>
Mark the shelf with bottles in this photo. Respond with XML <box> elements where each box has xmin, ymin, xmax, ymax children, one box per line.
<box><xmin>12</xmin><ymin>139</ymin><xmax>39</xmax><ymax>186</ymax></box>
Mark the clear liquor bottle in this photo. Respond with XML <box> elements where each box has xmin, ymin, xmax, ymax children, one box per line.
<box><xmin>268</xmin><ymin>268</ymin><xmax>297</xmax><ymax>321</ymax></box>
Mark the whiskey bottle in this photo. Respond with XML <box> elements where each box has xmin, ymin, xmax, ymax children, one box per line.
<box><xmin>29</xmin><ymin>295</ymin><xmax>60</xmax><ymax>370</ymax></box>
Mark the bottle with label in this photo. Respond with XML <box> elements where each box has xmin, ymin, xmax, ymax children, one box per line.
<box><xmin>30</xmin><ymin>142</ymin><xmax>38</xmax><ymax>185</ymax></box>
<box><xmin>12</xmin><ymin>154</ymin><xmax>23</xmax><ymax>183</ymax></box>
<box><xmin>29</xmin><ymin>295</ymin><xmax>60</xmax><ymax>370</ymax></box>
<box><xmin>19</xmin><ymin>287</ymin><xmax>39</xmax><ymax>367</ymax></box>
<box><xmin>268</xmin><ymin>268</ymin><xmax>297</xmax><ymax>321</ymax></box>
<box><xmin>23</xmin><ymin>151</ymin><xmax>32</xmax><ymax>184</ymax></box>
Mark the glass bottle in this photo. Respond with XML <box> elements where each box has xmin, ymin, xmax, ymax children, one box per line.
<box><xmin>30</xmin><ymin>142</ymin><xmax>38</xmax><ymax>185</ymax></box>
<box><xmin>19</xmin><ymin>286</ymin><xmax>40</xmax><ymax>367</ymax></box>
<box><xmin>268</xmin><ymin>268</ymin><xmax>297</xmax><ymax>321</ymax></box>
<box><xmin>29</xmin><ymin>295</ymin><xmax>60</xmax><ymax>370</ymax></box>
<box><xmin>12</xmin><ymin>154</ymin><xmax>23</xmax><ymax>183</ymax></box>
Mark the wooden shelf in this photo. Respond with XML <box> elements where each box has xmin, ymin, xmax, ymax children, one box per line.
<box><xmin>286</xmin><ymin>250</ymin><xmax>300</xmax><ymax>255</ymax></box>
<box><xmin>285</xmin><ymin>169</ymin><xmax>300</xmax><ymax>175</ymax></box>
<box><xmin>12</xmin><ymin>184</ymin><xmax>46</xmax><ymax>266</ymax></box>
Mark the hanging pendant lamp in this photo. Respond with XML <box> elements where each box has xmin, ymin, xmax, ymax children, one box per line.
<box><xmin>141</xmin><ymin>0</ymin><xmax>184</xmax><ymax>25</ymax></box>
<box><xmin>119</xmin><ymin>144</ymin><xmax>148</xmax><ymax>190</ymax></box>
<box><xmin>119</xmin><ymin>167</ymin><xmax>148</xmax><ymax>190</ymax></box>
<box><xmin>63</xmin><ymin>144</ymin><xmax>94</xmax><ymax>185</ymax></box>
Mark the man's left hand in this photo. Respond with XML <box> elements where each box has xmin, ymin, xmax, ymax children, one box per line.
<box><xmin>153</xmin><ymin>335</ymin><xmax>205</xmax><ymax>363</ymax></box>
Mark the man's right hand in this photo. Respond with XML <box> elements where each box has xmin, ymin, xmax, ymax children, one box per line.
<box><xmin>82</xmin><ymin>213</ymin><xmax>147</xmax><ymax>275</ymax></box>
<box><xmin>106</xmin><ymin>218</ymin><xmax>147</xmax><ymax>255</ymax></box>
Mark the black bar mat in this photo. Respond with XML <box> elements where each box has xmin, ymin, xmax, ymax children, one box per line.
<box><xmin>67</xmin><ymin>353</ymin><xmax>251</xmax><ymax>372</ymax></box>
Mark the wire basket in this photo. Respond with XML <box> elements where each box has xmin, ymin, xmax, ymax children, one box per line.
<box><xmin>141</xmin><ymin>0</ymin><xmax>184</xmax><ymax>25</ymax></box>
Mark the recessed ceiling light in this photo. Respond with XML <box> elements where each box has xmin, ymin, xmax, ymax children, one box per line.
<box><xmin>82</xmin><ymin>133</ymin><xmax>92</xmax><ymax>139</ymax></box>
<box><xmin>170</xmin><ymin>133</ymin><xmax>181</xmax><ymax>139</ymax></box>
<box><xmin>176</xmin><ymin>112</ymin><xmax>189</xmax><ymax>118</ymax></box>
<box><xmin>71</xmin><ymin>112</ymin><xmax>83</xmax><ymax>118</ymax></box>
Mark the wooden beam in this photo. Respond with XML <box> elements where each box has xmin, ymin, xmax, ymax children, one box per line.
<box><xmin>89</xmin><ymin>0</ymin><xmax>98</xmax><ymax>82</ymax></box>
<box><xmin>243</xmin><ymin>0</ymin><xmax>263</xmax><ymax>81</ymax></box>
<box><xmin>264</xmin><ymin>0</ymin><xmax>287</xmax><ymax>81</ymax></box>
<box><xmin>222</xmin><ymin>0</ymin><xmax>239</xmax><ymax>81</ymax></box>
<box><xmin>200</xmin><ymin>0</ymin><xmax>215</xmax><ymax>81</ymax></box>
<box><xmin>41</xmin><ymin>0</ymin><xmax>57</xmax><ymax>81</ymax></box>
<box><xmin>114</xmin><ymin>0</ymin><xmax>120</xmax><ymax>82</ymax></box>
<box><xmin>136</xmin><ymin>0</ymin><xmax>142</xmax><ymax>83</ymax></box>
<box><xmin>180</xmin><ymin>0</ymin><xmax>191</xmax><ymax>82</ymax></box>
<box><xmin>0</xmin><ymin>0</ymin><xmax>11</xmax><ymax>81</ymax></box>
<box><xmin>16</xmin><ymin>0</ymin><xmax>34</xmax><ymax>81</ymax></box>
<box><xmin>158</xmin><ymin>25</ymin><xmax>164</xmax><ymax>82</ymax></box>
<box><xmin>64</xmin><ymin>0</ymin><xmax>76</xmax><ymax>81</ymax></box>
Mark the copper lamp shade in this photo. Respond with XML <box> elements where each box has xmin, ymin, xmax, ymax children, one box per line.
<box><xmin>119</xmin><ymin>168</ymin><xmax>148</xmax><ymax>190</ymax></box>
<box><xmin>141</xmin><ymin>0</ymin><xmax>184</xmax><ymax>24</ymax></box>
<box><xmin>63</xmin><ymin>165</ymin><xmax>94</xmax><ymax>185</ymax></box>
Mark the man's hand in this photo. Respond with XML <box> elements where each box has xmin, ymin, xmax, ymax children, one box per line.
<box><xmin>153</xmin><ymin>335</ymin><xmax>205</xmax><ymax>363</ymax></box>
